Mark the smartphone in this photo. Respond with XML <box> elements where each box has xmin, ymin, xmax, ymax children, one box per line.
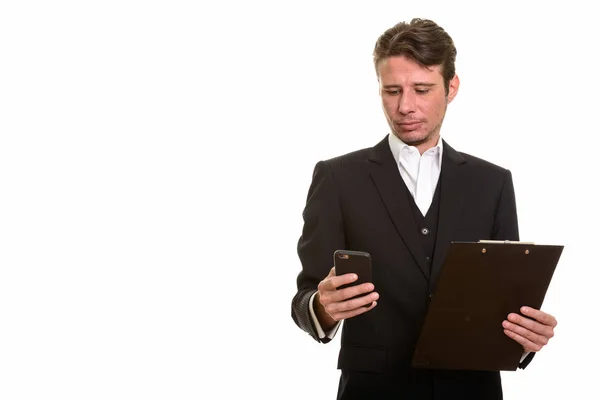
<box><xmin>334</xmin><ymin>250</ymin><xmax>373</xmax><ymax>307</ymax></box>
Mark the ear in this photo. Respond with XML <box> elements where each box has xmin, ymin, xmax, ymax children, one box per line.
<box><xmin>447</xmin><ymin>74</ymin><xmax>460</xmax><ymax>103</ymax></box>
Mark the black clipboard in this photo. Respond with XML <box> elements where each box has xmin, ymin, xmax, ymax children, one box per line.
<box><xmin>411</xmin><ymin>240</ymin><xmax>563</xmax><ymax>371</ymax></box>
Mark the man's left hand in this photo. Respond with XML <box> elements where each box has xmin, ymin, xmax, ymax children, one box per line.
<box><xmin>502</xmin><ymin>306</ymin><xmax>557</xmax><ymax>352</ymax></box>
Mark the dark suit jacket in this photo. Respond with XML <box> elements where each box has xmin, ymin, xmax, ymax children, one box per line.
<box><xmin>291</xmin><ymin>136</ymin><xmax>534</xmax><ymax>399</ymax></box>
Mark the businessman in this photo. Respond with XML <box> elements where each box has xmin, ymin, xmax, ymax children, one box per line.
<box><xmin>291</xmin><ymin>18</ymin><xmax>557</xmax><ymax>399</ymax></box>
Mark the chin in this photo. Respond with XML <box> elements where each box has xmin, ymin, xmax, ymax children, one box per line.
<box><xmin>394</xmin><ymin>131</ymin><xmax>429</xmax><ymax>146</ymax></box>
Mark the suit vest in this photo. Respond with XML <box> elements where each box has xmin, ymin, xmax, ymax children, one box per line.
<box><xmin>403</xmin><ymin>180</ymin><xmax>442</xmax><ymax>275</ymax></box>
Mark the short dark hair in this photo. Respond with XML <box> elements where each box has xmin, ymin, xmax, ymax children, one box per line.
<box><xmin>373</xmin><ymin>18</ymin><xmax>457</xmax><ymax>94</ymax></box>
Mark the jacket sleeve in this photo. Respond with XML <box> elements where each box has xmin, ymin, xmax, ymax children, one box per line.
<box><xmin>291</xmin><ymin>160</ymin><xmax>346</xmax><ymax>343</ymax></box>
<box><xmin>491</xmin><ymin>169</ymin><xmax>536</xmax><ymax>369</ymax></box>
<box><xmin>491</xmin><ymin>169</ymin><xmax>519</xmax><ymax>242</ymax></box>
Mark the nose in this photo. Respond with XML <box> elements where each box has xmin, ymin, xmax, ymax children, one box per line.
<box><xmin>398</xmin><ymin>92</ymin><xmax>416</xmax><ymax>115</ymax></box>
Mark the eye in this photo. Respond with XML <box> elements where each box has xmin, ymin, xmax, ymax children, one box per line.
<box><xmin>385</xmin><ymin>89</ymin><xmax>400</xmax><ymax>96</ymax></box>
<box><xmin>415</xmin><ymin>89</ymin><xmax>430</xmax><ymax>94</ymax></box>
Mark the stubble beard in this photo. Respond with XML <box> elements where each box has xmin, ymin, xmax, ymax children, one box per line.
<box><xmin>390</xmin><ymin>104</ymin><xmax>447</xmax><ymax>148</ymax></box>
<box><xmin>391</xmin><ymin>121</ymin><xmax>442</xmax><ymax>147</ymax></box>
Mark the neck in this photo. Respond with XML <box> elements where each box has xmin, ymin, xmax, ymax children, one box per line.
<box><xmin>399</xmin><ymin>133</ymin><xmax>440</xmax><ymax>155</ymax></box>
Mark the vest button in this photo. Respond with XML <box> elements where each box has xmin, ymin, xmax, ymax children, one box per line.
<box><xmin>421</xmin><ymin>227</ymin><xmax>430</xmax><ymax>236</ymax></box>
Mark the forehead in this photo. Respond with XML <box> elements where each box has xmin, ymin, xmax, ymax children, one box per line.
<box><xmin>377</xmin><ymin>56</ymin><xmax>443</xmax><ymax>84</ymax></box>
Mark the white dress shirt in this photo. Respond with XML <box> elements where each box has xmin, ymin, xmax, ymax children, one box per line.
<box><xmin>389</xmin><ymin>133</ymin><xmax>443</xmax><ymax>216</ymax></box>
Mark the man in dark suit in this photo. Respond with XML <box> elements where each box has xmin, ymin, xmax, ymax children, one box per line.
<box><xmin>291</xmin><ymin>18</ymin><xmax>557</xmax><ymax>399</ymax></box>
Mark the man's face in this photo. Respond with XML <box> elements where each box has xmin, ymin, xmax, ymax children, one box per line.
<box><xmin>377</xmin><ymin>56</ymin><xmax>459</xmax><ymax>153</ymax></box>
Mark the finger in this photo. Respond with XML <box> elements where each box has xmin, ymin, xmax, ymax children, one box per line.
<box><xmin>316</xmin><ymin>267</ymin><xmax>340</xmax><ymax>292</ymax></box>
<box><xmin>329</xmin><ymin>300</ymin><xmax>378</xmax><ymax>321</ymax></box>
<box><xmin>325</xmin><ymin>291</ymin><xmax>379</xmax><ymax>315</ymax></box>
<box><xmin>337</xmin><ymin>282</ymin><xmax>375</xmax><ymax>301</ymax></box>
<box><xmin>507</xmin><ymin>313</ymin><xmax>555</xmax><ymax>339</ymax></box>
<box><xmin>331</xmin><ymin>273</ymin><xmax>361</xmax><ymax>290</ymax></box>
<box><xmin>503</xmin><ymin>329</ymin><xmax>543</xmax><ymax>352</ymax></box>
<box><xmin>502</xmin><ymin>320</ymin><xmax>549</xmax><ymax>347</ymax></box>
<box><xmin>322</xmin><ymin>282</ymin><xmax>374</xmax><ymax>305</ymax></box>
<box><xmin>319</xmin><ymin>282</ymin><xmax>375</xmax><ymax>309</ymax></box>
<box><xmin>342</xmin><ymin>290</ymin><xmax>379</xmax><ymax>310</ymax></box>
<box><xmin>521</xmin><ymin>307</ymin><xmax>558</xmax><ymax>328</ymax></box>
<box><xmin>318</xmin><ymin>272</ymin><xmax>357</xmax><ymax>292</ymax></box>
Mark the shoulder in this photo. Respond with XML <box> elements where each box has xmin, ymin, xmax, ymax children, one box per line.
<box><xmin>322</xmin><ymin>147</ymin><xmax>372</xmax><ymax>169</ymax></box>
<box><xmin>318</xmin><ymin>136</ymin><xmax>389</xmax><ymax>171</ymax></box>
<box><xmin>456</xmin><ymin>150</ymin><xmax>513</xmax><ymax>184</ymax></box>
<box><xmin>460</xmin><ymin>151</ymin><xmax>507</xmax><ymax>172</ymax></box>
<box><xmin>306</xmin><ymin>145</ymin><xmax>375</xmax><ymax>189</ymax></box>
<box><xmin>442</xmin><ymin>140</ymin><xmax>511</xmax><ymax>178</ymax></box>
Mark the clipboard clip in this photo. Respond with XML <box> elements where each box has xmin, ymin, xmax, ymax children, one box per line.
<box><xmin>478</xmin><ymin>240</ymin><xmax>534</xmax><ymax>255</ymax></box>
<box><xmin>478</xmin><ymin>240</ymin><xmax>535</xmax><ymax>245</ymax></box>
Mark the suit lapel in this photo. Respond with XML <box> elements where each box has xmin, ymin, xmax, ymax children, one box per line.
<box><xmin>367</xmin><ymin>137</ymin><xmax>429</xmax><ymax>280</ymax></box>
<box><xmin>430</xmin><ymin>140</ymin><xmax>467</xmax><ymax>286</ymax></box>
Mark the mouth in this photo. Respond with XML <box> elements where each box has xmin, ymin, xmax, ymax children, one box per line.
<box><xmin>395</xmin><ymin>121</ymin><xmax>423</xmax><ymax>131</ymax></box>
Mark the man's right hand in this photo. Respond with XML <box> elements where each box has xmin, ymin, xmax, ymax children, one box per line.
<box><xmin>314</xmin><ymin>267</ymin><xmax>379</xmax><ymax>332</ymax></box>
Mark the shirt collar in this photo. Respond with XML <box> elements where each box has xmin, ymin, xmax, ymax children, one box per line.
<box><xmin>388</xmin><ymin>133</ymin><xmax>444</xmax><ymax>163</ymax></box>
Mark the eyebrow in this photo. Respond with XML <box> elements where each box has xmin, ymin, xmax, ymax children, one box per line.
<box><xmin>382</xmin><ymin>83</ymin><xmax>436</xmax><ymax>88</ymax></box>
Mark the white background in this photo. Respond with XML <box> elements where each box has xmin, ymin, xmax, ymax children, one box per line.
<box><xmin>0</xmin><ymin>1</ymin><xmax>598</xmax><ymax>399</ymax></box>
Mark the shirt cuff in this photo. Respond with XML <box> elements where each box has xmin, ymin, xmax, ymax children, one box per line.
<box><xmin>520</xmin><ymin>351</ymin><xmax>530</xmax><ymax>363</ymax></box>
<box><xmin>309</xmin><ymin>291</ymin><xmax>342</xmax><ymax>339</ymax></box>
